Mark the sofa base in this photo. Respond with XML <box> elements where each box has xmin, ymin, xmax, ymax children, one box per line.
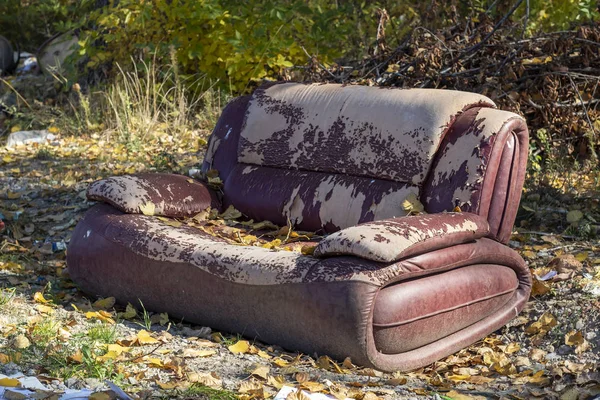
<box><xmin>67</xmin><ymin>205</ymin><xmax>531</xmax><ymax>372</ymax></box>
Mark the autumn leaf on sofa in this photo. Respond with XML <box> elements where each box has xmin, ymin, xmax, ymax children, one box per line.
<box><xmin>139</xmin><ymin>202</ymin><xmax>156</xmax><ymax>216</ymax></box>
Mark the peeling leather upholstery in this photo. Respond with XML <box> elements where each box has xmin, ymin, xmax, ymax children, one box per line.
<box><xmin>313</xmin><ymin>213</ymin><xmax>490</xmax><ymax>262</ymax></box>
<box><xmin>68</xmin><ymin>82</ymin><xmax>531</xmax><ymax>372</ymax></box>
<box><xmin>87</xmin><ymin>173</ymin><xmax>219</xmax><ymax>217</ymax></box>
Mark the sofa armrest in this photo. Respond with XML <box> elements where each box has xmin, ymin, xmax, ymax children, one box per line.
<box><xmin>87</xmin><ymin>173</ymin><xmax>221</xmax><ymax>217</ymax></box>
<box><xmin>422</xmin><ymin>108</ymin><xmax>529</xmax><ymax>243</ymax></box>
<box><xmin>313</xmin><ymin>213</ymin><xmax>490</xmax><ymax>263</ymax></box>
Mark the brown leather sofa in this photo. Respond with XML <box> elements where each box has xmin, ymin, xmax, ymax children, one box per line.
<box><xmin>67</xmin><ymin>82</ymin><xmax>531</xmax><ymax>372</ymax></box>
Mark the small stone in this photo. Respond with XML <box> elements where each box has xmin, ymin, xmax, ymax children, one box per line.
<box><xmin>575</xmin><ymin>319</ymin><xmax>585</xmax><ymax>330</ymax></box>
<box><xmin>4</xmin><ymin>390</ymin><xmax>27</xmax><ymax>400</ymax></box>
<box><xmin>586</xmin><ymin>331</ymin><xmax>596</xmax><ymax>340</ymax></box>
<box><xmin>557</xmin><ymin>345</ymin><xmax>572</xmax><ymax>355</ymax></box>
<box><xmin>84</xmin><ymin>378</ymin><xmax>102</xmax><ymax>389</ymax></box>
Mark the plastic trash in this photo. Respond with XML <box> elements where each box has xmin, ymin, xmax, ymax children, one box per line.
<box><xmin>52</xmin><ymin>240</ymin><xmax>67</xmax><ymax>252</ymax></box>
<box><xmin>5</xmin><ymin>130</ymin><xmax>56</xmax><ymax>148</ymax></box>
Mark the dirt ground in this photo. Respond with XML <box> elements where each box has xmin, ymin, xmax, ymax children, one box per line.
<box><xmin>1</xmin><ymin>135</ymin><xmax>600</xmax><ymax>400</ymax></box>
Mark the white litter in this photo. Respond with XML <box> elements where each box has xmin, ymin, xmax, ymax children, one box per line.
<box><xmin>275</xmin><ymin>386</ymin><xmax>352</xmax><ymax>400</ymax></box>
<box><xmin>5</xmin><ymin>130</ymin><xmax>56</xmax><ymax>148</ymax></box>
<box><xmin>0</xmin><ymin>374</ymin><xmax>131</xmax><ymax>400</ymax></box>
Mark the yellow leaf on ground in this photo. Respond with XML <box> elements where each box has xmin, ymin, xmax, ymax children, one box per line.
<box><xmin>36</xmin><ymin>304</ymin><xmax>54</xmax><ymax>314</ymax></box>
<box><xmin>0</xmin><ymin>378</ymin><xmax>20</xmax><ymax>387</ymax></box>
<box><xmin>445</xmin><ymin>390</ymin><xmax>487</xmax><ymax>400</ymax></box>
<box><xmin>85</xmin><ymin>311</ymin><xmax>115</xmax><ymax>324</ymax></box>
<box><xmin>93</xmin><ymin>297</ymin><xmax>116</xmax><ymax>310</ymax></box>
<box><xmin>11</xmin><ymin>335</ymin><xmax>30</xmax><ymax>349</ymax></box>
<box><xmin>272</xmin><ymin>357</ymin><xmax>290</xmax><ymax>367</ymax></box>
<box><xmin>139</xmin><ymin>202</ymin><xmax>156</xmax><ymax>216</ymax></box>
<box><xmin>301</xmin><ymin>381</ymin><xmax>327</xmax><ymax>392</ymax></box>
<box><xmin>147</xmin><ymin>357</ymin><xmax>164</xmax><ymax>368</ymax></box>
<box><xmin>526</xmin><ymin>312</ymin><xmax>557</xmax><ymax>336</ymax></box>
<box><xmin>251</xmin><ymin>365</ymin><xmax>270</xmax><ymax>380</ymax></box>
<box><xmin>97</xmin><ymin>351</ymin><xmax>120</xmax><ymax>361</ymax></box>
<box><xmin>504</xmin><ymin>342</ymin><xmax>521</xmax><ymax>354</ymax></box>
<box><xmin>238</xmin><ymin>379</ymin><xmax>264</xmax><ymax>395</ymax></box>
<box><xmin>220</xmin><ymin>205</ymin><xmax>242</xmax><ymax>220</ymax></box>
<box><xmin>136</xmin><ymin>330</ymin><xmax>159</xmax><ymax>345</ymax></box>
<box><xmin>68</xmin><ymin>350</ymin><xmax>83</xmax><ymax>364</ymax></box>
<box><xmin>182</xmin><ymin>348</ymin><xmax>217</xmax><ymax>358</ymax></box>
<box><xmin>89</xmin><ymin>392</ymin><xmax>112</xmax><ymax>400</ymax></box>
<box><xmin>187</xmin><ymin>372</ymin><xmax>223</xmax><ymax>389</ymax></box>
<box><xmin>565</xmin><ymin>330</ymin><xmax>584</xmax><ymax>346</ymax></box>
<box><xmin>121</xmin><ymin>303</ymin><xmax>137</xmax><ymax>319</ymax></box>
<box><xmin>107</xmin><ymin>344</ymin><xmax>131</xmax><ymax>355</ymax></box>
<box><xmin>156</xmin><ymin>381</ymin><xmax>179</xmax><ymax>390</ymax></box>
<box><xmin>33</xmin><ymin>292</ymin><xmax>49</xmax><ymax>304</ymax></box>
<box><xmin>228</xmin><ymin>340</ymin><xmax>250</xmax><ymax>354</ymax></box>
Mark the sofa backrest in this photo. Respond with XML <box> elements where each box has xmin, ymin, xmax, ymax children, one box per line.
<box><xmin>203</xmin><ymin>82</ymin><xmax>523</xmax><ymax>235</ymax></box>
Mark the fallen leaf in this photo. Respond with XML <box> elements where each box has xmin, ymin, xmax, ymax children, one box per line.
<box><xmin>531</xmin><ymin>279</ymin><xmax>552</xmax><ymax>296</ymax></box>
<box><xmin>120</xmin><ymin>303</ymin><xmax>137</xmax><ymax>319</ymax></box>
<box><xmin>139</xmin><ymin>202</ymin><xmax>156</xmax><ymax>216</ymax></box>
<box><xmin>402</xmin><ymin>192</ymin><xmax>424</xmax><ymax>214</ymax></box>
<box><xmin>238</xmin><ymin>378</ymin><xmax>264</xmax><ymax>395</ymax></box>
<box><xmin>565</xmin><ymin>330</ymin><xmax>584</xmax><ymax>346</ymax></box>
<box><xmin>33</xmin><ymin>292</ymin><xmax>49</xmax><ymax>304</ymax></box>
<box><xmin>68</xmin><ymin>351</ymin><xmax>83</xmax><ymax>364</ymax></box>
<box><xmin>156</xmin><ymin>380</ymin><xmax>179</xmax><ymax>390</ymax></box>
<box><xmin>220</xmin><ymin>205</ymin><xmax>242</xmax><ymax>220</ymax></box>
<box><xmin>11</xmin><ymin>335</ymin><xmax>30</xmax><ymax>349</ymax></box>
<box><xmin>228</xmin><ymin>340</ymin><xmax>250</xmax><ymax>354</ymax></box>
<box><xmin>526</xmin><ymin>312</ymin><xmax>557</xmax><ymax>337</ymax></box>
<box><xmin>251</xmin><ymin>365</ymin><xmax>270</xmax><ymax>380</ymax></box>
<box><xmin>136</xmin><ymin>330</ymin><xmax>159</xmax><ymax>345</ymax></box>
<box><xmin>146</xmin><ymin>357</ymin><xmax>164</xmax><ymax>368</ymax></box>
<box><xmin>36</xmin><ymin>304</ymin><xmax>54</xmax><ymax>314</ymax></box>
<box><xmin>445</xmin><ymin>390</ymin><xmax>487</xmax><ymax>400</ymax></box>
<box><xmin>85</xmin><ymin>311</ymin><xmax>115</xmax><ymax>324</ymax></box>
<box><xmin>301</xmin><ymin>381</ymin><xmax>327</xmax><ymax>392</ymax></box>
<box><xmin>182</xmin><ymin>348</ymin><xmax>217</xmax><ymax>358</ymax></box>
<box><xmin>93</xmin><ymin>296</ymin><xmax>116</xmax><ymax>310</ymax></box>
<box><xmin>187</xmin><ymin>371</ymin><xmax>222</xmax><ymax>388</ymax></box>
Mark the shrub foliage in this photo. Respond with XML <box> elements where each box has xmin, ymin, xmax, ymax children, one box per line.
<box><xmin>2</xmin><ymin>1</ymin><xmax>598</xmax><ymax>92</ymax></box>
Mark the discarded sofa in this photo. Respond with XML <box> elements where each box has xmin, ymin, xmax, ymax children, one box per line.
<box><xmin>68</xmin><ymin>82</ymin><xmax>532</xmax><ymax>372</ymax></box>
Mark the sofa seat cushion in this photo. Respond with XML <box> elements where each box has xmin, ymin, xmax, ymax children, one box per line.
<box><xmin>314</xmin><ymin>213</ymin><xmax>490</xmax><ymax>262</ymax></box>
<box><xmin>373</xmin><ymin>264</ymin><xmax>518</xmax><ymax>353</ymax></box>
<box><xmin>87</xmin><ymin>173</ymin><xmax>220</xmax><ymax>217</ymax></box>
<box><xmin>224</xmin><ymin>164</ymin><xmax>419</xmax><ymax>232</ymax></box>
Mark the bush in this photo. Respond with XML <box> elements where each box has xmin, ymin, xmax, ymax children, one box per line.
<box><xmin>0</xmin><ymin>0</ymin><xmax>95</xmax><ymax>52</ymax></box>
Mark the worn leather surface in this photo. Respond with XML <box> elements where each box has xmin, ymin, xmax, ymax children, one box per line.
<box><xmin>313</xmin><ymin>213</ymin><xmax>490</xmax><ymax>262</ymax></box>
<box><xmin>202</xmin><ymin>95</ymin><xmax>251</xmax><ymax>183</ymax></box>
<box><xmin>239</xmin><ymin>82</ymin><xmax>494</xmax><ymax>185</ymax></box>
<box><xmin>87</xmin><ymin>173</ymin><xmax>220</xmax><ymax>217</ymax></box>
<box><xmin>67</xmin><ymin>205</ymin><xmax>531</xmax><ymax>372</ymax></box>
<box><xmin>373</xmin><ymin>264</ymin><xmax>517</xmax><ymax>353</ymax></box>
<box><xmin>223</xmin><ymin>163</ymin><xmax>417</xmax><ymax>232</ymax></box>
<box><xmin>422</xmin><ymin>108</ymin><xmax>528</xmax><ymax>242</ymax></box>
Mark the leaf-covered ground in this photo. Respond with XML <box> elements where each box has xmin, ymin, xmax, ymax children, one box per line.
<box><xmin>1</xmin><ymin>134</ymin><xmax>600</xmax><ymax>400</ymax></box>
